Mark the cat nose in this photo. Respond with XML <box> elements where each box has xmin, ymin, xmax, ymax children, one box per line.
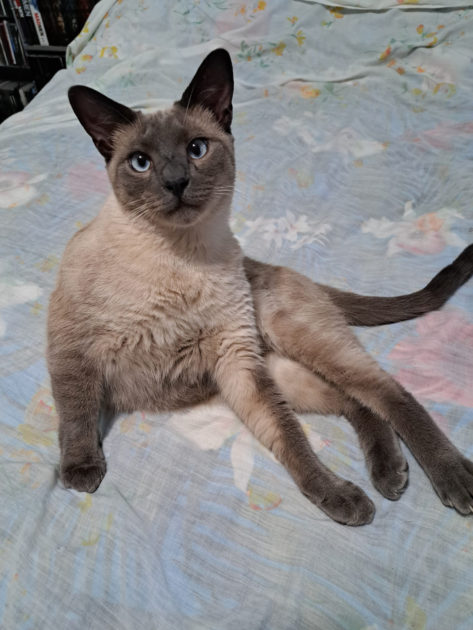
<box><xmin>164</xmin><ymin>177</ymin><xmax>189</xmax><ymax>198</ymax></box>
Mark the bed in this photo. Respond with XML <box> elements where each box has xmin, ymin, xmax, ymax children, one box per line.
<box><xmin>1</xmin><ymin>0</ymin><xmax>473</xmax><ymax>627</ymax></box>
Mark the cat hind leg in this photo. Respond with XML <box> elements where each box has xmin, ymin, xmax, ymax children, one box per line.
<box><xmin>266</xmin><ymin>353</ymin><xmax>408</xmax><ymax>500</ymax></box>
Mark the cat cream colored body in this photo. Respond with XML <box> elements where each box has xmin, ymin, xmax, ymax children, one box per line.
<box><xmin>54</xmin><ymin>191</ymin><xmax>253</xmax><ymax>413</ymax></box>
<box><xmin>48</xmin><ymin>49</ymin><xmax>473</xmax><ymax>525</ymax></box>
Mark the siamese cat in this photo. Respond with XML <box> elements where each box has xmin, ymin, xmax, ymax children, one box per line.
<box><xmin>48</xmin><ymin>49</ymin><xmax>473</xmax><ymax>525</ymax></box>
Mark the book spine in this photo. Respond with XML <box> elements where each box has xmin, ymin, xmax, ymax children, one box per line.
<box><xmin>19</xmin><ymin>0</ymin><xmax>38</xmax><ymax>44</ymax></box>
<box><xmin>18</xmin><ymin>80</ymin><xmax>35</xmax><ymax>106</ymax></box>
<box><xmin>10</xmin><ymin>0</ymin><xmax>30</xmax><ymax>47</ymax></box>
<box><xmin>0</xmin><ymin>24</ymin><xmax>10</xmax><ymax>64</ymax></box>
<box><xmin>0</xmin><ymin>0</ymin><xmax>11</xmax><ymax>18</ymax></box>
<box><xmin>5</xmin><ymin>21</ymin><xmax>19</xmax><ymax>63</ymax></box>
<box><xmin>0</xmin><ymin>29</ymin><xmax>6</xmax><ymax>63</ymax></box>
<box><xmin>8</xmin><ymin>21</ymin><xmax>25</xmax><ymax>64</ymax></box>
<box><xmin>38</xmin><ymin>0</ymin><xmax>66</xmax><ymax>46</ymax></box>
<box><xmin>0</xmin><ymin>21</ymin><xmax>15</xmax><ymax>62</ymax></box>
<box><xmin>27</xmin><ymin>0</ymin><xmax>48</xmax><ymax>45</ymax></box>
<box><xmin>60</xmin><ymin>0</ymin><xmax>79</xmax><ymax>42</ymax></box>
<box><xmin>9</xmin><ymin>88</ymin><xmax>21</xmax><ymax>110</ymax></box>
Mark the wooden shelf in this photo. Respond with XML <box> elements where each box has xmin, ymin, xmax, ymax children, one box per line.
<box><xmin>25</xmin><ymin>45</ymin><xmax>67</xmax><ymax>56</ymax></box>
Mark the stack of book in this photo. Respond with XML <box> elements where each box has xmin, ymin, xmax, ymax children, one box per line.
<box><xmin>0</xmin><ymin>78</ymin><xmax>36</xmax><ymax>116</ymax></box>
<box><xmin>0</xmin><ymin>0</ymin><xmax>98</xmax><ymax>65</ymax></box>
<box><xmin>0</xmin><ymin>0</ymin><xmax>98</xmax><ymax>121</ymax></box>
<box><xmin>0</xmin><ymin>1</ymin><xmax>24</xmax><ymax>67</ymax></box>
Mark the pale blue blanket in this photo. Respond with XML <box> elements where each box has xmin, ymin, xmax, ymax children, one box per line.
<box><xmin>1</xmin><ymin>0</ymin><xmax>473</xmax><ymax>628</ymax></box>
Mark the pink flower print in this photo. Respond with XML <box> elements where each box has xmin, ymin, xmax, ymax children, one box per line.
<box><xmin>362</xmin><ymin>201</ymin><xmax>465</xmax><ymax>256</ymax></box>
<box><xmin>67</xmin><ymin>162</ymin><xmax>109</xmax><ymax>199</ymax></box>
<box><xmin>0</xmin><ymin>171</ymin><xmax>47</xmax><ymax>208</ymax></box>
<box><xmin>389</xmin><ymin>309</ymin><xmax>473</xmax><ymax>407</ymax></box>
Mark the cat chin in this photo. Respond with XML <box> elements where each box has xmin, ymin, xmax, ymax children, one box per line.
<box><xmin>159</xmin><ymin>202</ymin><xmax>208</xmax><ymax>228</ymax></box>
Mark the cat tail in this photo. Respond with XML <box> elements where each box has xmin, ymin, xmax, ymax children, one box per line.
<box><xmin>323</xmin><ymin>244</ymin><xmax>473</xmax><ymax>327</ymax></box>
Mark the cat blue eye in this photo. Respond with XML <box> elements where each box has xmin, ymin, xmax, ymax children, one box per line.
<box><xmin>129</xmin><ymin>152</ymin><xmax>151</xmax><ymax>172</ymax></box>
<box><xmin>187</xmin><ymin>138</ymin><xmax>208</xmax><ymax>159</ymax></box>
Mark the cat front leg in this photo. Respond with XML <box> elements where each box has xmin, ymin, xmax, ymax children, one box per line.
<box><xmin>213</xmin><ymin>338</ymin><xmax>375</xmax><ymax>525</ymax></box>
<box><xmin>49</xmin><ymin>350</ymin><xmax>106</xmax><ymax>493</ymax></box>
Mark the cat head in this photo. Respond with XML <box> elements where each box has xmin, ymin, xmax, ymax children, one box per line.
<box><xmin>68</xmin><ymin>49</ymin><xmax>235</xmax><ymax>228</ymax></box>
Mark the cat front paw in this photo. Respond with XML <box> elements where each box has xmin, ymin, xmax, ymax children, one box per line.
<box><xmin>303</xmin><ymin>477</ymin><xmax>375</xmax><ymax>526</ymax></box>
<box><xmin>61</xmin><ymin>454</ymin><xmax>107</xmax><ymax>493</ymax></box>
<box><xmin>369</xmin><ymin>449</ymin><xmax>409</xmax><ymax>501</ymax></box>
<box><xmin>431</xmin><ymin>455</ymin><xmax>473</xmax><ymax>515</ymax></box>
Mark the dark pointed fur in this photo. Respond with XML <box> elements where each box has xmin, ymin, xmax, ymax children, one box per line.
<box><xmin>322</xmin><ymin>244</ymin><xmax>473</xmax><ymax>326</ymax></box>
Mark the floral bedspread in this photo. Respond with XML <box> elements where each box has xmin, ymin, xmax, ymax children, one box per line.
<box><xmin>1</xmin><ymin>0</ymin><xmax>473</xmax><ymax>628</ymax></box>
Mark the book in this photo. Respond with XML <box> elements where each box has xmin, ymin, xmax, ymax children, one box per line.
<box><xmin>0</xmin><ymin>20</ymin><xmax>14</xmax><ymax>63</ymax></box>
<box><xmin>38</xmin><ymin>0</ymin><xmax>67</xmax><ymax>46</ymax></box>
<box><xmin>6</xmin><ymin>21</ymin><xmax>25</xmax><ymax>64</ymax></box>
<box><xmin>28</xmin><ymin>0</ymin><xmax>48</xmax><ymax>45</ymax></box>
<box><xmin>10</xmin><ymin>1</ymin><xmax>31</xmax><ymax>46</ymax></box>
<box><xmin>0</xmin><ymin>0</ymin><xmax>11</xmax><ymax>18</ymax></box>
<box><xmin>61</xmin><ymin>0</ymin><xmax>80</xmax><ymax>43</ymax></box>
<box><xmin>0</xmin><ymin>31</ymin><xmax>6</xmax><ymax>64</ymax></box>
<box><xmin>18</xmin><ymin>78</ymin><xmax>35</xmax><ymax>105</ymax></box>
<box><xmin>17</xmin><ymin>0</ymin><xmax>39</xmax><ymax>44</ymax></box>
<box><xmin>0</xmin><ymin>80</ymin><xmax>22</xmax><ymax>111</ymax></box>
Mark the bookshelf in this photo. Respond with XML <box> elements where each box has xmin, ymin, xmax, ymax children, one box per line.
<box><xmin>0</xmin><ymin>0</ymin><xmax>99</xmax><ymax>123</ymax></box>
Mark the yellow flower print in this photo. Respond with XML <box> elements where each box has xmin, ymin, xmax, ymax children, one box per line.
<box><xmin>81</xmin><ymin>54</ymin><xmax>93</xmax><ymax>62</ymax></box>
<box><xmin>433</xmin><ymin>83</ymin><xmax>456</xmax><ymax>97</ymax></box>
<box><xmin>99</xmin><ymin>46</ymin><xmax>118</xmax><ymax>59</ymax></box>
<box><xmin>300</xmin><ymin>86</ymin><xmax>320</xmax><ymax>99</ymax></box>
<box><xmin>75</xmin><ymin>67</ymin><xmax>86</xmax><ymax>74</ymax></box>
<box><xmin>272</xmin><ymin>42</ymin><xmax>286</xmax><ymax>56</ymax></box>
<box><xmin>287</xmin><ymin>16</ymin><xmax>298</xmax><ymax>25</ymax></box>
<box><xmin>247</xmin><ymin>486</ymin><xmax>282</xmax><ymax>511</ymax></box>
<box><xmin>288</xmin><ymin>167</ymin><xmax>315</xmax><ymax>188</ymax></box>
<box><xmin>254</xmin><ymin>0</ymin><xmax>266</xmax><ymax>11</ymax></box>
<box><xmin>416</xmin><ymin>24</ymin><xmax>423</xmax><ymax>34</ymax></box>
<box><xmin>329</xmin><ymin>6</ymin><xmax>344</xmax><ymax>18</ymax></box>
<box><xmin>379</xmin><ymin>45</ymin><xmax>391</xmax><ymax>61</ymax></box>
<box><xmin>18</xmin><ymin>424</ymin><xmax>54</xmax><ymax>447</ymax></box>
<box><xmin>78</xmin><ymin>494</ymin><xmax>92</xmax><ymax>513</ymax></box>
<box><xmin>405</xmin><ymin>596</ymin><xmax>426</xmax><ymax>630</ymax></box>
<box><xmin>295</xmin><ymin>30</ymin><xmax>305</xmax><ymax>46</ymax></box>
<box><xmin>30</xmin><ymin>302</ymin><xmax>43</xmax><ymax>316</ymax></box>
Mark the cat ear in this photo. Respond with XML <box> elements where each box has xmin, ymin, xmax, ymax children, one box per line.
<box><xmin>177</xmin><ymin>48</ymin><xmax>234</xmax><ymax>133</ymax></box>
<box><xmin>68</xmin><ymin>86</ymin><xmax>137</xmax><ymax>161</ymax></box>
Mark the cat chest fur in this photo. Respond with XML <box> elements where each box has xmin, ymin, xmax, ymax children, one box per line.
<box><xmin>93</xmin><ymin>260</ymin><xmax>253</xmax><ymax>412</ymax></box>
